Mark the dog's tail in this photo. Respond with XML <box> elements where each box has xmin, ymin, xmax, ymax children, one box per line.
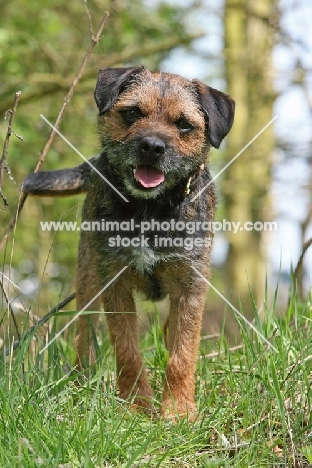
<box><xmin>22</xmin><ymin>154</ymin><xmax>99</xmax><ymax>197</ymax></box>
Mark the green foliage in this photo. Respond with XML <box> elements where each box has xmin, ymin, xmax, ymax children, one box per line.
<box><xmin>0</xmin><ymin>290</ymin><xmax>311</xmax><ymax>466</ymax></box>
<box><xmin>0</xmin><ymin>0</ymin><xmax>197</xmax><ymax>314</ymax></box>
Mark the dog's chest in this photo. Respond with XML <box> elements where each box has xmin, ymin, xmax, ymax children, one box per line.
<box><xmin>82</xmin><ymin>183</ymin><xmax>215</xmax><ymax>276</ymax></box>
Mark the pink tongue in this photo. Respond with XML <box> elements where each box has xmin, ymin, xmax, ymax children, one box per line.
<box><xmin>134</xmin><ymin>166</ymin><xmax>165</xmax><ymax>188</ymax></box>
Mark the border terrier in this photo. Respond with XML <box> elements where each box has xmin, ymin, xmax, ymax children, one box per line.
<box><xmin>24</xmin><ymin>66</ymin><xmax>235</xmax><ymax>418</ymax></box>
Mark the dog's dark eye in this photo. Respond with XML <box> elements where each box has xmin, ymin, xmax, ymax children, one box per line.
<box><xmin>120</xmin><ymin>107</ymin><xmax>142</xmax><ymax>124</ymax></box>
<box><xmin>176</xmin><ymin>118</ymin><xmax>194</xmax><ymax>134</ymax></box>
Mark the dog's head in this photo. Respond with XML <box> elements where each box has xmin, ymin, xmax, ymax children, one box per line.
<box><xmin>95</xmin><ymin>66</ymin><xmax>235</xmax><ymax>199</ymax></box>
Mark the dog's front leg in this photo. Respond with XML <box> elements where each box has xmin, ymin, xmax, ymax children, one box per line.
<box><xmin>103</xmin><ymin>288</ymin><xmax>154</xmax><ymax>411</ymax></box>
<box><xmin>162</xmin><ymin>286</ymin><xmax>207</xmax><ymax>419</ymax></box>
<box><xmin>75</xmin><ymin>243</ymin><xmax>101</xmax><ymax>370</ymax></box>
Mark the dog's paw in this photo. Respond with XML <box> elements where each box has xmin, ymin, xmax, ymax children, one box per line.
<box><xmin>161</xmin><ymin>398</ymin><xmax>197</xmax><ymax>421</ymax></box>
<box><xmin>128</xmin><ymin>401</ymin><xmax>157</xmax><ymax>416</ymax></box>
<box><xmin>131</xmin><ymin>395</ymin><xmax>156</xmax><ymax>412</ymax></box>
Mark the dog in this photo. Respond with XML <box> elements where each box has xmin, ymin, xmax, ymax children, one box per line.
<box><xmin>23</xmin><ymin>66</ymin><xmax>235</xmax><ymax>418</ymax></box>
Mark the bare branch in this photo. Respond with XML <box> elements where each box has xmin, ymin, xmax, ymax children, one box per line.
<box><xmin>0</xmin><ymin>91</ymin><xmax>22</xmax><ymax>207</ymax></box>
<box><xmin>0</xmin><ymin>11</ymin><xmax>109</xmax><ymax>252</ymax></box>
<box><xmin>34</xmin><ymin>11</ymin><xmax>109</xmax><ymax>172</ymax></box>
<box><xmin>0</xmin><ymin>33</ymin><xmax>204</xmax><ymax>115</ymax></box>
<box><xmin>293</xmin><ymin>237</ymin><xmax>312</xmax><ymax>285</ymax></box>
<box><xmin>0</xmin><ymin>276</ymin><xmax>21</xmax><ymax>341</ymax></box>
<box><xmin>3</xmin><ymin>292</ymin><xmax>76</xmax><ymax>357</ymax></box>
<box><xmin>83</xmin><ymin>0</ymin><xmax>94</xmax><ymax>39</ymax></box>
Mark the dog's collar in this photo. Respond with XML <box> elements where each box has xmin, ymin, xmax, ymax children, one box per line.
<box><xmin>184</xmin><ymin>163</ymin><xmax>205</xmax><ymax>198</ymax></box>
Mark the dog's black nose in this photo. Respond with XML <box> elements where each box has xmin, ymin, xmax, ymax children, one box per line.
<box><xmin>139</xmin><ymin>137</ymin><xmax>166</xmax><ymax>157</ymax></box>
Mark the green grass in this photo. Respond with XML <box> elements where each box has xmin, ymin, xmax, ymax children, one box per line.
<box><xmin>0</xmin><ymin>289</ymin><xmax>311</xmax><ymax>467</ymax></box>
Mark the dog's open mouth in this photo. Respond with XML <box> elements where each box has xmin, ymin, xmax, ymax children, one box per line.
<box><xmin>132</xmin><ymin>165</ymin><xmax>165</xmax><ymax>189</ymax></box>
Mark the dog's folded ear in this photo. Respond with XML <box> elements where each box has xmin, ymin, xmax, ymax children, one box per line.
<box><xmin>94</xmin><ymin>66</ymin><xmax>145</xmax><ymax>115</ymax></box>
<box><xmin>192</xmin><ymin>80</ymin><xmax>235</xmax><ymax>149</ymax></box>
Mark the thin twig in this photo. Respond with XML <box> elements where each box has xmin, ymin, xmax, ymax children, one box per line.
<box><xmin>293</xmin><ymin>237</ymin><xmax>312</xmax><ymax>285</ymax></box>
<box><xmin>0</xmin><ymin>187</ymin><xmax>25</xmax><ymax>341</ymax></box>
<box><xmin>0</xmin><ymin>32</ymin><xmax>204</xmax><ymax>115</ymax></box>
<box><xmin>13</xmin><ymin>302</ymin><xmax>47</xmax><ymax>328</ymax></box>
<box><xmin>201</xmin><ymin>333</ymin><xmax>220</xmax><ymax>341</ymax></box>
<box><xmin>34</xmin><ymin>11</ymin><xmax>109</xmax><ymax>173</ymax></box>
<box><xmin>4</xmin><ymin>109</ymin><xmax>24</xmax><ymax>142</ymax></box>
<box><xmin>0</xmin><ymin>91</ymin><xmax>22</xmax><ymax>206</ymax></box>
<box><xmin>0</xmin><ymin>11</ymin><xmax>109</xmax><ymax>252</ymax></box>
<box><xmin>0</xmin><ymin>276</ymin><xmax>21</xmax><ymax>341</ymax></box>
<box><xmin>3</xmin><ymin>292</ymin><xmax>76</xmax><ymax>357</ymax></box>
<box><xmin>201</xmin><ymin>344</ymin><xmax>244</xmax><ymax>359</ymax></box>
<box><xmin>83</xmin><ymin>0</ymin><xmax>94</xmax><ymax>38</ymax></box>
<box><xmin>287</xmin><ymin>236</ymin><xmax>312</xmax><ymax>308</ymax></box>
<box><xmin>0</xmin><ymin>271</ymin><xmax>19</xmax><ymax>289</ymax></box>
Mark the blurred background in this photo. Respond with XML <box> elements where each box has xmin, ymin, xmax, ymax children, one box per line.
<box><xmin>0</xmin><ymin>0</ymin><xmax>311</xmax><ymax>342</ymax></box>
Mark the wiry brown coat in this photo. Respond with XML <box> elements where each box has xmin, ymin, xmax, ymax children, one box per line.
<box><xmin>24</xmin><ymin>66</ymin><xmax>235</xmax><ymax>418</ymax></box>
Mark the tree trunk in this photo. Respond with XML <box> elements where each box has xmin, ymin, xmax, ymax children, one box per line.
<box><xmin>223</xmin><ymin>0</ymin><xmax>276</xmax><ymax>316</ymax></box>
